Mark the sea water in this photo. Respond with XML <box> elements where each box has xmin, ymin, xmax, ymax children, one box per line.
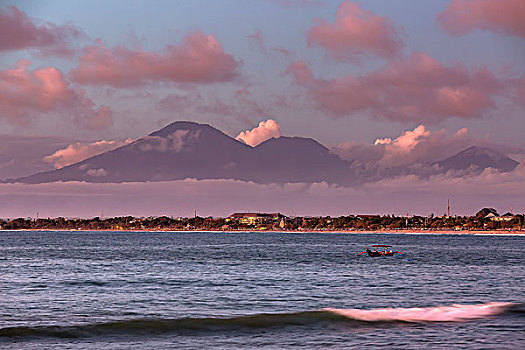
<box><xmin>0</xmin><ymin>231</ymin><xmax>523</xmax><ymax>349</ymax></box>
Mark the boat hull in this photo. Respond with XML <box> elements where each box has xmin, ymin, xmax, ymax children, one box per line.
<box><xmin>367</xmin><ymin>250</ymin><xmax>395</xmax><ymax>257</ymax></box>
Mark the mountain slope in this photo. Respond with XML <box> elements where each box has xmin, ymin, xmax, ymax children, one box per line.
<box><xmin>15</xmin><ymin>121</ymin><xmax>254</xmax><ymax>183</ymax></box>
<box><xmin>252</xmin><ymin>136</ymin><xmax>354</xmax><ymax>184</ymax></box>
<box><xmin>14</xmin><ymin>121</ymin><xmax>355</xmax><ymax>185</ymax></box>
<box><xmin>436</xmin><ymin>146</ymin><xmax>519</xmax><ymax>173</ymax></box>
<box><xmin>15</xmin><ymin>123</ymin><xmax>518</xmax><ymax>185</ymax></box>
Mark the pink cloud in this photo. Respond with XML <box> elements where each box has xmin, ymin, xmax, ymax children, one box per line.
<box><xmin>236</xmin><ymin>119</ymin><xmax>282</xmax><ymax>146</ymax></box>
<box><xmin>374</xmin><ymin>125</ymin><xmax>431</xmax><ymax>148</ymax></box>
<box><xmin>0</xmin><ymin>60</ymin><xmax>113</xmax><ymax>130</ymax></box>
<box><xmin>438</xmin><ymin>0</ymin><xmax>525</xmax><ymax>38</ymax></box>
<box><xmin>373</xmin><ymin>125</ymin><xmax>432</xmax><ymax>164</ymax></box>
<box><xmin>44</xmin><ymin>139</ymin><xmax>133</xmax><ymax>169</ymax></box>
<box><xmin>286</xmin><ymin>52</ymin><xmax>501</xmax><ymax>122</ymax></box>
<box><xmin>285</xmin><ymin>60</ymin><xmax>314</xmax><ymax>84</ymax></box>
<box><xmin>307</xmin><ymin>1</ymin><xmax>403</xmax><ymax>62</ymax></box>
<box><xmin>372</xmin><ymin>125</ymin><xmax>478</xmax><ymax>167</ymax></box>
<box><xmin>0</xmin><ymin>6</ymin><xmax>82</xmax><ymax>56</ymax></box>
<box><xmin>70</xmin><ymin>31</ymin><xmax>240</xmax><ymax>87</ymax></box>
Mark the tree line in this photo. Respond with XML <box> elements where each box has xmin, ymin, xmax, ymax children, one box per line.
<box><xmin>1</xmin><ymin>208</ymin><xmax>523</xmax><ymax>231</ymax></box>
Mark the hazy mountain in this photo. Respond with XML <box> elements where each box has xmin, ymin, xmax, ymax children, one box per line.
<box><xmin>10</xmin><ymin>123</ymin><xmax>519</xmax><ymax>185</ymax></box>
<box><xmin>251</xmin><ymin>136</ymin><xmax>354</xmax><ymax>185</ymax></box>
<box><xmin>14</xmin><ymin>122</ymin><xmax>252</xmax><ymax>183</ymax></box>
<box><xmin>436</xmin><ymin>146</ymin><xmax>519</xmax><ymax>173</ymax></box>
<box><xmin>12</xmin><ymin>121</ymin><xmax>355</xmax><ymax>185</ymax></box>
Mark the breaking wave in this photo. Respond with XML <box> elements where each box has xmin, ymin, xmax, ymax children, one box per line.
<box><xmin>0</xmin><ymin>302</ymin><xmax>518</xmax><ymax>339</ymax></box>
<box><xmin>323</xmin><ymin>301</ymin><xmax>515</xmax><ymax>322</ymax></box>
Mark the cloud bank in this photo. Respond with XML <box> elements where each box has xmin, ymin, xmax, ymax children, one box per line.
<box><xmin>286</xmin><ymin>52</ymin><xmax>501</xmax><ymax>122</ymax></box>
<box><xmin>1</xmin><ymin>163</ymin><xmax>523</xmax><ymax>218</ymax></box>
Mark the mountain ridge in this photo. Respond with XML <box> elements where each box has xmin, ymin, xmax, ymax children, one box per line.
<box><xmin>436</xmin><ymin>146</ymin><xmax>519</xmax><ymax>173</ymax></box>
<box><xmin>8</xmin><ymin>122</ymin><xmax>520</xmax><ymax>185</ymax></box>
<box><xmin>12</xmin><ymin>121</ymin><xmax>355</xmax><ymax>185</ymax></box>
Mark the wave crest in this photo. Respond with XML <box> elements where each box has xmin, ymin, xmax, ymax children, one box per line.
<box><xmin>323</xmin><ymin>302</ymin><xmax>514</xmax><ymax>323</ymax></box>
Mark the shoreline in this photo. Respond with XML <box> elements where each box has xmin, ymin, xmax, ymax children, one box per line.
<box><xmin>2</xmin><ymin>228</ymin><xmax>524</xmax><ymax>236</ymax></box>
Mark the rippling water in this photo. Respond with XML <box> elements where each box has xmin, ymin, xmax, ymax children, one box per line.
<box><xmin>0</xmin><ymin>231</ymin><xmax>523</xmax><ymax>349</ymax></box>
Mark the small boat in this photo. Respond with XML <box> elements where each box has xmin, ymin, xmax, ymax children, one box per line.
<box><xmin>358</xmin><ymin>245</ymin><xmax>403</xmax><ymax>257</ymax></box>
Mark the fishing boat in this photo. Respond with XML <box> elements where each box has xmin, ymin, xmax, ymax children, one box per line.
<box><xmin>358</xmin><ymin>245</ymin><xmax>403</xmax><ymax>257</ymax></box>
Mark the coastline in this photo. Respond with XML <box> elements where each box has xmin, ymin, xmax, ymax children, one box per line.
<box><xmin>3</xmin><ymin>228</ymin><xmax>524</xmax><ymax>236</ymax></box>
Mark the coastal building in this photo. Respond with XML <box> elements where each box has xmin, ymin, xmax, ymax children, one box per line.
<box><xmin>227</xmin><ymin>212</ymin><xmax>287</xmax><ymax>226</ymax></box>
<box><xmin>490</xmin><ymin>213</ymin><xmax>514</xmax><ymax>222</ymax></box>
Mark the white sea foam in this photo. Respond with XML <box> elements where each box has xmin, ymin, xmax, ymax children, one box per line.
<box><xmin>323</xmin><ymin>302</ymin><xmax>514</xmax><ymax>322</ymax></box>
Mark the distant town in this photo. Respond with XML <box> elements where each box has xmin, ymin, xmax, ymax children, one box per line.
<box><xmin>0</xmin><ymin>208</ymin><xmax>523</xmax><ymax>232</ymax></box>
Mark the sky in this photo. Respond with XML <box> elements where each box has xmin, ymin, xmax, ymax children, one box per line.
<box><xmin>1</xmin><ymin>0</ymin><xmax>524</xmax><ymax>217</ymax></box>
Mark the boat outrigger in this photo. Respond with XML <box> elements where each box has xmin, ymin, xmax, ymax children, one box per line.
<box><xmin>358</xmin><ymin>245</ymin><xmax>404</xmax><ymax>257</ymax></box>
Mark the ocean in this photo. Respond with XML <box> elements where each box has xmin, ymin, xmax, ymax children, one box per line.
<box><xmin>0</xmin><ymin>231</ymin><xmax>523</xmax><ymax>349</ymax></box>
